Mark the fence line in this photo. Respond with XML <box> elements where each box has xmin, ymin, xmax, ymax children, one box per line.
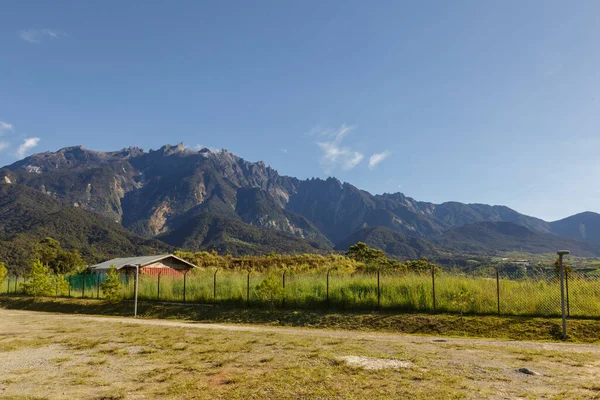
<box><xmin>2</xmin><ymin>268</ymin><xmax>599</xmax><ymax>318</ymax></box>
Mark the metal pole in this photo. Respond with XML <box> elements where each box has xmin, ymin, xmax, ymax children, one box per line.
<box><xmin>157</xmin><ymin>272</ymin><xmax>161</xmax><ymax>301</ymax></box>
<box><xmin>68</xmin><ymin>276</ymin><xmax>71</xmax><ymax>297</ymax></box>
<box><xmin>183</xmin><ymin>271</ymin><xmax>187</xmax><ymax>303</ymax></box>
<box><xmin>134</xmin><ymin>266</ymin><xmax>139</xmax><ymax>317</ymax></box>
<box><xmin>14</xmin><ymin>275</ymin><xmax>18</xmax><ymax>294</ymax></box>
<box><xmin>565</xmin><ymin>267</ymin><xmax>570</xmax><ymax>317</ymax></box>
<box><xmin>246</xmin><ymin>271</ymin><xmax>250</xmax><ymax>307</ymax></box>
<box><xmin>431</xmin><ymin>265</ymin><xmax>436</xmax><ymax>312</ymax></box>
<box><xmin>214</xmin><ymin>269</ymin><xmax>218</xmax><ymax>303</ymax></box>
<box><xmin>326</xmin><ymin>269</ymin><xmax>331</xmax><ymax>305</ymax></box>
<box><xmin>282</xmin><ymin>270</ymin><xmax>287</xmax><ymax>308</ymax></box>
<box><xmin>496</xmin><ymin>267</ymin><xmax>500</xmax><ymax>315</ymax></box>
<box><xmin>96</xmin><ymin>273</ymin><xmax>100</xmax><ymax>299</ymax></box>
<box><xmin>558</xmin><ymin>250</ymin><xmax>570</xmax><ymax>340</ymax></box>
<box><xmin>82</xmin><ymin>275</ymin><xmax>85</xmax><ymax>298</ymax></box>
<box><xmin>377</xmin><ymin>268</ymin><xmax>381</xmax><ymax>310</ymax></box>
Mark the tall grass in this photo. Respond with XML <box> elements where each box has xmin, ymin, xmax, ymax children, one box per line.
<box><xmin>128</xmin><ymin>270</ymin><xmax>600</xmax><ymax>317</ymax></box>
<box><xmin>4</xmin><ymin>270</ymin><xmax>599</xmax><ymax>318</ymax></box>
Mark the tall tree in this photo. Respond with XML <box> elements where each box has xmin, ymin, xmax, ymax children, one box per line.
<box><xmin>346</xmin><ymin>242</ymin><xmax>386</xmax><ymax>265</ymax></box>
<box><xmin>34</xmin><ymin>237</ymin><xmax>85</xmax><ymax>274</ymax></box>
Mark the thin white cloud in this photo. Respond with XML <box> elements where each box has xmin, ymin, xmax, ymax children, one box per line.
<box><xmin>0</xmin><ymin>142</ymin><xmax>9</xmax><ymax>152</ymax></box>
<box><xmin>194</xmin><ymin>144</ymin><xmax>220</xmax><ymax>152</ymax></box>
<box><xmin>281</xmin><ymin>148</ymin><xmax>288</xmax><ymax>153</ymax></box>
<box><xmin>0</xmin><ymin>121</ymin><xmax>13</xmax><ymax>135</ymax></box>
<box><xmin>18</xmin><ymin>29</ymin><xmax>67</xmax><ymax>44</ymax></box>
<box><xmin>16</xmin><ymin>137</ymin><xmax>40</xmax><ymax>158</ymax></box>
<box><xmin>313</xmin><ymin>124</ymin><xmax>364</xmax><ymax>173</ymax></box>
<box><xmin>368</xmin><ymin>151</ymin><xmax>391</xmax><ymax>169</ymax></box>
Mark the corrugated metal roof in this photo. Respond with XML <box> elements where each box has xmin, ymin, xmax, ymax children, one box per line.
<box><xmin>88</xmin><ymin>254</ymin><xmax>195</xmax><ymax>271</ymax></box>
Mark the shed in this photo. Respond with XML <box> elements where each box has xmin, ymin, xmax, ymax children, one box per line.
<box><xmin>88</xmin><ymin>254</ymin><xmax>195</xmax><ymax>277</ymax></box>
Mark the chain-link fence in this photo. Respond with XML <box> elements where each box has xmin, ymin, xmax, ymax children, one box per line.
<box><xmin>2</xmin><ymin>267</ymin><xmax>599</xmax><ymax>318</ymax></box>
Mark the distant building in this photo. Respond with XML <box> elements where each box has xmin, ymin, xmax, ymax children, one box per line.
<box><xmin>88</xmin><ymin>254</ymin><xmax>195</xmax><ymax>277</ymax></box>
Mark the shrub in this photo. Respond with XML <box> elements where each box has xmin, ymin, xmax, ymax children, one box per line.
<box><xmin>256</xmin><ymin>272</ymin><xmax>284</xmax><ymax>304</ymax></box>
<box><xmin>22</xmin><ymin>260</ymin><xmax>54</xmax><ymax>297</ymax></box>
<box><xmin>51</xmin><ymin>274</ymin><xmax>70</xmax><ymax>296</ymax></box>
<box><xmin>100</xmin><ymin>265</ymin><xmax>122</xmax><ymax>303</ymax></box>
<box><xmin>451</xmin><ymin>288</ymin><xmax>475</xmax><ymax>317</ymax></box>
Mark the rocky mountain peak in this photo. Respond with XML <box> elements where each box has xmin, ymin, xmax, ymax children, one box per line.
<box><xmin>2</xmin><ymin>143</ymin><xmax>598</xmax><ymax>258</ymax></box>
<box><xmin>154</xmin><ymin>142</ymin><xmax>191</xmax><ymax>156</ymax></box>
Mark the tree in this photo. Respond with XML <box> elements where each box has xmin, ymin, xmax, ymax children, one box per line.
<box><xmin>346</xmin><ymin>242</ymin><xmax>386</xmax><ymax>265</ymax></box>
<box><xmin>33</xmin><ymin>237</ymin><xmax>85</xmax><ymax>275</ymax></box>
<box><xmin>405</xmin><ymin>258</ymin><xmax>437</xmax><ymax>273</ymax></box>
<box><xmin>21</xmin><ymin>260</ymin><xmax>54</xmax><ymax>297</ymax></box>
<box><xmin>0</xmin><ymin>262</ymin><xmax>7</xmax><ymax>284</ymax></box>
<box><xmin>100</xmin><ymin>265</ymin><xmax>122</xmax><ymax>303</ymax></box>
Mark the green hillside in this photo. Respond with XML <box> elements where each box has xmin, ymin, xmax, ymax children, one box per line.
<box><xmin>0</xmin><ymin>183</ymin><xmax>172</xmax><ymax>271</ymax></box>
<box><xmin>158</xmin><ymin>212</ymin><xmax>331</xmax><ymax>256</ymax></box>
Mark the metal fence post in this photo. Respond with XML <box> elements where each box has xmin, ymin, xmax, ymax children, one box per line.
<box><xmin>96</xmin><ymin>273</ymin><xmax>100</xmax><ymax>299</ymax></box>
<box><xmin>431</xmin><ymin>265</ymin><xmax>436</xmax><ymax>312</ymax></box>
<box><xmin>326</xmin><ymin>268</ymin><xmax>331</xmax><ymax>306</ymax></box>
<box><xmin>68</xmin><ymin>275</ymin><xmax>71</xmax><ymax>297</ymax></box>
<box><xmin>134</xmin><ymin>266</ymin><xmax>139</xmax><ymax>317</ymax></box>
<box><xmin>377</xmin><ymin>268</ymin><xmax>381</xmax><ymax>311</ymax></box>
<box><xmin>82</xmin><ymin>275</ymin><xmax>85</xmax><ymax>298</ymax></box>
<box><xmin>565</xmin><ymin>268</ymin><xmax>570</xmax><ymax>317</ymax></box>
<box><xmin>14</xmin><ymin>275</ymin><xmax>18</xmax><ymax>294</ymax></box>
<box><xmin>558</xmin><ymin>250</ymin><xmax>570</xmax><ymax>340</ymax></box>
<box><xmin>214</xmin><ymin>269</ymin><xmax>218</xmax><ymax>304</ymax></box>
<box><xmin>496</xmin><ymin>267</ymin><xmax>500</xmax><ymax>315</ymax></box>
<box><xmin>183</xmin><ymin>271</ymin><xmax>187</xmax><ymax>303</ymax></box>
<box><xmin>246</xmin><ymin>271</ymin><xmax>250</xmax><ymax>308</ymax></box>
<box><xmin>157</xmin><ymin>272</ymin><xmax>161</xmax><ymax>301</ymax></box>
<box><xmin>282</xmin><ymin>270</ymin><xmax>287</xmax><ymax>308</ymax></box>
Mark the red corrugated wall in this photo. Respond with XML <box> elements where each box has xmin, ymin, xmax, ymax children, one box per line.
<box><xmin>140</xmin><ymin>267</ymin><xmax>186</xmax><ymax>278</ymax></box>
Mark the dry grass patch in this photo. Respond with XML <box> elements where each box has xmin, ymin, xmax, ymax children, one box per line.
<box><xmin>0</xmin><ymin>310</ymin><xmax>600</xmax><ymax>399</ymax></box>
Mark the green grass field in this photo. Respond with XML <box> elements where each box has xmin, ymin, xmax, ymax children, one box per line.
<box><xmin>4</xmin><ymin>269</ymin><xmax>600</xmax><ymax>318</ymax></box>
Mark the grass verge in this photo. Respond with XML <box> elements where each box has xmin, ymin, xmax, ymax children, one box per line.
<box><xmin>1</xmin><ymin>295</ymin><xmax>600</xmax><ymax>343</ymax></box>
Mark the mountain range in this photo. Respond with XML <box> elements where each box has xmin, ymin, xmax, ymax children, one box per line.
<box><xmin>1</xmin><ymin>143</ymin><xmax>599</xmax><ymax>265</ymax></box>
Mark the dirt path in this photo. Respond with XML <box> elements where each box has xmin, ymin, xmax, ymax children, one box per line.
<box><xmin>3</xmin><ymin>309</ymin><xmax>599</xmax><ymax>353</ymax></box>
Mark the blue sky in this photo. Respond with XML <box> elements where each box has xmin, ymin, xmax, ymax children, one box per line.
<box><xmin>1</xmin><ymin>1</ymin><xmax>600</xmax><ymax>221</ymax></box>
